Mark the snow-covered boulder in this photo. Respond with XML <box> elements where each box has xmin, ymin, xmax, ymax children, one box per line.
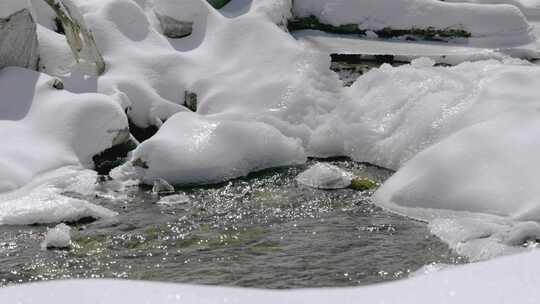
<box><xmin>117</xmin><ymin>112</ymin><xmax>306</xmax><ymax>186</ymax></box>
<box><xmin>292</xmin><ymin>0</ymin><xmax>533</xmax><ymax>46</ymax></box>
<box><xmin>0</xmin><ymin>67</ymin><xmax>128</xmax><ymax>193</ymax></box>
<box><xmin>0</xmin><ymin>4</ymin><xmax>39</xmax><ymax>70</ymax></box>
<box><xmin>443</xmin><ymin>0</ymin><xmax>540</xmax><ymax>18</ymax></box>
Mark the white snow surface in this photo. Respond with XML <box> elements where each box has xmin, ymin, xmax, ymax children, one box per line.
<box><xmin>2</xmin><ymin>249</ymin><xmax>540</xmax><ymax>303</ymax></box>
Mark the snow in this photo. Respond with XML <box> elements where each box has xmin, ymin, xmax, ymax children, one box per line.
<box><xmin>310</xmin><ymin>58</ymin><xmax>540</xmax><ymax>170</ymax></box>
<box><xmin>41</xmin><ymin>223</ymin><xmax>71</xmax><ymax>249</ymax></box>
<box><xmin>3</xmin><ymin>249</ymin><xmax>540</xmax><ymax>303</ymax></box>
<box><xmin>444</xmin><ymin>0</ymin><xmax>540</xmax><ymax>18</ymax></box>
<box><xmin>293</xmin><ymin>0</ymin><xmax>534</xmax><ymax>47</ymax></box>
<box><xmin>0</xmin><ymin>67</ymin><xmax>128</xmax><ymax>193</ymax></box>
<box><xmin>0</xmin><ymin>0</ymin><xmax>29</xmax><ymax>18</ymax></box>
<box><xmin>296</xmin><ymin>163</ymin><xmax>352</xmax><ymax>189</ymax></box>
<box><xmin>118</xmin><ymin>112</ymin><xmax>306</xmax><ymax>186</ymax></box>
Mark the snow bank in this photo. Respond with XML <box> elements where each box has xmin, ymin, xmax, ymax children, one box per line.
<box><xmin>2</xmin><ymin>249</ymin><xmax>540</xmax><ymax>303</ymax></box>
<box><xmin>119</xmin><ymin>112</ymin><xmax>306</xmax><ymax>186</ymax></box>
<box><xmin>0</xmin><ymin>67</ymin><xmax>128</xmax><ymax>193</ymax></box>
<box><xmin>292</xmin><ymin>0</ymin><xmax>533</xmax><ymax>45</ymax></box>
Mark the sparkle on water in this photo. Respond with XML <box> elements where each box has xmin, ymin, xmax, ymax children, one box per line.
<box><xmin>0</xmin><ymin>159</ymin><xmax>465</xmax><ymax>288</ymax></box>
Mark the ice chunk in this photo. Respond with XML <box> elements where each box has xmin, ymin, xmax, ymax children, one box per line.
<box><xmin>156</xmin><ymin>194</ymin><xmax>190</xmax><ymax>206</ymax></box>
<box><xmin>41</xmin><ymin>223</ymin><xmax>71</xmax><ymax>250</ymax></box>
<box><xmin>296</xmin><ymin>163</ymin><xmax>352</xmax><ymax>189</ymax></box>
<box><xmin>0</xmin><ymin>168</ymin><xmax>118</xmax><ymax>226</ymax></box>
<box><xmin>152</xmin><ymin>178</ymin><xmax>175</xmax><ymax>195</ymax></box>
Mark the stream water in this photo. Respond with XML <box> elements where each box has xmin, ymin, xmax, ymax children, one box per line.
<box><xmin>0</xmin><ymin>159</ymin><xmax>465</xmax><ymax>289</ymax></box>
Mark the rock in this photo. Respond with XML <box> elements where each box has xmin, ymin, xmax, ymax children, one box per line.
<box><xmin>47</xmin><ymin>78</ymin><xmax>64</xmax><ymax>90</ymax></box>
<box><xmin>207</xmin><ymin>0</ymin><xmax>231</xmax><ymax>9</ymax></box>
<box><xmin>296</xmin><ymin>163</ymin><xmax>352</xmax><ymax>189</ymax></box>
<box><xmin>156</xmin><ymin>13</ymin><xmax>193</xmax><ymax>38</ymax></box>
<box><xmin>0</xmin><ymin>9</ymin><xmax>39</xmax><ymax>70</ymax></box>
<box><xmin>184</xmin><ymin>91</ymin><xmax>197</xmax><ymax>112</ymax></box>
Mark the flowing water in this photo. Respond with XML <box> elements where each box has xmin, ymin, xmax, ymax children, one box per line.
<box><xmin>0</xmin><ymin>159</ymin><xmax>465</xmax><ymax>289</ymax></box>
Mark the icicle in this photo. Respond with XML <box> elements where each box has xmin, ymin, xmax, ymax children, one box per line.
<box><xmin>42</xmin><ymin>0</ymin><xmax>106</xmax><ymax>75</ymax></box>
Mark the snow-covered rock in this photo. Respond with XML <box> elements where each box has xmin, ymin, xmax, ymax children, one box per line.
<box><xmin>0</xmin><ymin>67</ymin><xmax>128</xmax><ymax>193</ymax></box>
<box><xmin>41</xmin><ymin>223</ymin><xmax>72</xmax><ymax>249</ymax></box>
<box><xmin>444</xmin><ymin>0</ymin><xmax>540</xmax><ymax>18</ymax></box>
<box><xmin>118</xmin><ymin>112</ymin><xmax>306</xmax><ymax>186</ymax></box>
<box><xmin>0</xmin><ymin>7</ymin><xmax>39</xmax><ymax>70</ymax></box>
<box><xmin>292</xmin><ymin>0</ymin><xmax>533</xmax><ymax>46</ymax></box>
<box><xmin>296</xmin><ymin>163</ymin><xmax>352</xmax><ymax>189</ymax></box>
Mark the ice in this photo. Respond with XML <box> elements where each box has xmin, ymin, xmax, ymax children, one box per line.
<box><xmin>41</xmin><ymin>223</ymin><xmax>71</xmax><ymax>249</ymax></box>
<box><xmin>296</xmin><ymin>163</ymin><xmax>352</xmax><ymax>189</ymax></box>
<box><xmin>0</xmin><ymin>168</ymin><xmax>117</xmax><ymax>226</ymax></box>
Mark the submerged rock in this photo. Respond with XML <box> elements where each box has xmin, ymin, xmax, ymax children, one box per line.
<box><xmin>297</xmin><ymin>163</ymin><xmax>378</xmax><ymax>191</ymax></box>
<box><xmin>350</xmin><ymin>178</ymin><xmax>378</xmax><ymax>191</ymax></box>
<box><xmin>296</xmin><ymin>163</ymin><xmax>353</xmax><ymax>190</ymax></box>
<box><xmin>0</xmin><ymin>9</ymin><xmax>39</xmax><ymax>70</ymax></box>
